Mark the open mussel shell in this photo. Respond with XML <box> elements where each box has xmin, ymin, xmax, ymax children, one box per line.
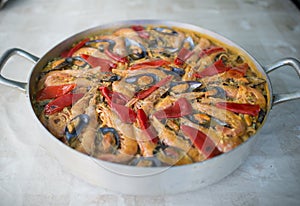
<box><xmin>153</xmin><ymin>27</ymin><xmax>178</xmax><ymax>35</ymax></box>
<box><xmin>211</xmin><ymin>87</ymin><xmax>227</xmax><ymax>98</ymax></box>
<box><xmin>101</xmin><ymin>75</ymin><xmax>121</xmax><ymax>82</ymax></box>
<box><xmin>170</xmin><ymin>81</ymin><xmax>202</xmax><ymax>93</ymax></box>
<box><xmin>200</xmin><ymin>86</ymin><xmax>227</xmax><ymax>98</ymax></box>
<box><xmin>155</xmin><ymin>146</ymin><xmax>193</xmax><ymax>166</ymax></box>
<box><xmin>125</xmin><ymin>38</ymin><xmax>147</xmax><ymax>60</ymax></box>
<box><xmin>94</xmin><ymin>127</ymin><xmax>121</xmax><ymax>151</ymax></box>
<box><xmin>170</xmin><ymin>67</ymin><xmax>185</xmax><ymax>76</ymax></box>
<box><xmin>125</xmin><ymin>73</ymin><xmax>159</xmax><ymax>87</ymax></box>
<box><xmin>186</xmin><ymin>113</ymin><xmax>228</xmax><ymax>128</ymax></box>
<box><xmin>42</xmin><ymin>56</ymin><xmax>88</xmax><ymax>74</ymax></box>
<box><xmin>182</xmin><ymin>36</ymin><xmax>195</xmax><ymax>50</ymax></box>
<box><xmin>65</xmin><ymin>114</ymin><xmax>90</xmax><ymax>143</ymax></box>
<box><xmin>85</xmin><ymin>39</ymin><xmax>116</xmax><ymax>51</ymax></box>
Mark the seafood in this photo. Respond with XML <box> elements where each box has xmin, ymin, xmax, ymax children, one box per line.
<box><xmin>192</xmin><ymin>103</ymin><xmax>246</xmax><ymax>137</ymax></box>
<box><xmin>40</xmin><ymin>109</ymin><xmax>71</xmax><ymax>140</ymax></box>
<box><xmin>155</xmin><ymin>146</ymin><xmax>193</xmax><ymax>166</ymax></box>
<box><xmin>125</xmin><ymin>38</ymin><xmax>147</xmax><ymax>60</ymax></box>
<box><xmin>72</xmin><ymin>93</ymin><xmax>99</xmax><ymax>154</ymax></box>
<box><xmin>33</xmin><ymin>25</ymin><xmax>268</xmax><ymax>167</ymax></box>
<box><xmin>38</xmin><ymin>67</ymin><xmax>104</xmax><ymax>89</ymax></box>
<box><xmin>93</xmin><ymin>126</ymin><xmax>138</xmax><ymax>164</ymax></box>
<box><xmin>152</xmin><ymin>117</ymin><xmax>203</xmax><ymax>162</ymax></box>
<box><xmin>95</xmin><ymin>127</ymin><xmax>121</xmax><ymax>152</ymax></box>
<box><xmin>112</xmin><ymin>68</ymin><xmax>168</xmax><ymax>98</ymax></box>
<box><xmin>134</xmin><ymin>127</ymin><xmax>157</xmax><ymax>157</ymax></box>
<box><xmin>169</xmin><ymin>81</ymin><xmax>202</xmax><ymax>94</ymax></box>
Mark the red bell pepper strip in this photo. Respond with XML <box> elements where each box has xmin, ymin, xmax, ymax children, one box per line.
<box><xmin>137</xmin><ymin>109</ymin><xmax>159</xmax><ymax>143</ymax></box>
<box><xmin>174</xmin><ymin>47</ymin><xmax>194</xmax><ymax>66</ymax></box>
<box><xmin>44</xmin><ymin>93</ymin><xmax>84</xmax><ymax>115</ymax></box>
<box><xmin>36</xmin><ymin>83</ymin><xmax>76</xmax><ymax>101</ymax></box>
<box><xmin>215</xmin><ymin>102</ymin><xmax>261</xmax><ymax>116</ymax></box>
<box><xmin>99</xmin><ymin>86</ymin><xmax>135</xmax><ymax>123</ymax></box>
<box><xmin>132</xmin><ymin>25</ymin><xmax>150</xmax><ymax>39</ymax></box>
<box><xmin>136</xmin><ymin>76</ymin><xmax>173</xmax><ymax>100</ymax></box>
<box><xmin>111</xmin><ymin>102</ymin><xmax>137</xmax><ymax>124</ymax></box>
<box><xmin>199</xmin><ymin>46</ymin><xmax>225</xmax><ymax>58</ymax></box>
<box><xmin>129</xmin><ymin>59</ymin><xmax>170</xmax><ymax>70</ymax></box>
<box><xmin>81</xmin><ymin>54</ymin><xmax>117</xmax><ymax>72</ymax></box>
<box><xmin>181</xmin><ymin>125</ymin><xmax>221</xmax><ymax>158</ymax></box>
<box><xmin>61</xmin><ymin>38</ymin><xmax>90</xmax><ymax>58</ymax></box>
<box><xmin>104</xmin><ymin>49</ymin><xmax>128</xmax><ymax>63</ymax></box>
<box><xmin>194</xmin><ymin>59</ymin><xmax>231</xmax><ymax>78</ymax></box>
<box><xmin>99</xmin><ymin>86</ymin><xmax>129</xmax><ymax>105</ymax></box>
<box><xmin>231</xmin><ymin>63</ymin><xmax>249</xmax><ymax>76</ymax></box>
<box><xmin>153</xmin><ymin>97</ymin><xmax>193</xmax><ymax>119</ymax></box>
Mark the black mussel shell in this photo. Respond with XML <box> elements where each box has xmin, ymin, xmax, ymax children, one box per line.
<box><xmin>102</xmin><ymin>75</ymin><xmax>121</xmax><ymax>82</ymax></box>
<box><xmin>170</xmin><ymin>81</ymin><xmax>202</xmax><ymax>93</ymax></box>
<box><xmin>65</xmin><ymin>114</ymin><xmax>90</xmax><ymax>142</ymax></box>
<box><xmin>125</xmin><ymin>38</ymin><xmax>147</xmax><ymax>60</ymax></box>
<box><xmin>95</xmin><ymin>127</ymin><xmax>121</xmax><ymax>149</ymax></box>
<box><xmin>171</xmin><ymin>67</ymin><xmax>185</xmax><ymax>76</ymax></box>
<box><xmin>153</xmin><ymin>27</ymin><xmax>178</xmax><ymax>36</ymax></box>
<box><xmin>182</xmin><ymin>36</ymin><xmax>195</xmax><ymax>50</ymax></box>
<box><xmin>85</xmin><ymin>39</ymin><xmax>116</xmax><ymax>51</ymax></box>
<box><xmin>125</xmin><ymin>73</ymin><xmax>159</xmax><ymax>86</ymax></box>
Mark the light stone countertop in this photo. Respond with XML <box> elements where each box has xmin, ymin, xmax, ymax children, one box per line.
<box><xmin>0</xmin><ymin>0</ymin><xmax>300</xmax><ymax>205</ymax></box>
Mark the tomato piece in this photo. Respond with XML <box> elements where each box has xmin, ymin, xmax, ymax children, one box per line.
<box><xmin>181</xmin><ymin>125</ymin><xmax>221</xmax><ymax>158</ymax></box>
<box><xmin>137</xmin><ymin>109</ymin><xmax>159</xmax><ymax>143</ymax></box>
<box><xmin>44</xmin><ymin>93</ymin><xmax>84</xmax><ymax>115</ymax></box>
<box><xmin>136</xmin><ymin>76</ymin><xmax>172</xmax><ymax>100</ymax></box>
<box><xmin>61</xmin><ymin>38</ymin><xmax>90</xmax><ymax>58</ymax></box>
<box><xmin>216</xmin><ymin>102</ymin><xmax>261</xmax><ymax>116</ymax></box>
<box><xmin>153</xmin><ymin>98</ymin><xmax>193</xmax><ymax>119</ymax></box>
<box><xmin>36</xmin><ymin>84</ymin><xmax>76</xmax><ymax>101</ymax></box>
<box><xmin>129</xmin><ymin>59</ymin><xmax>170</xmax><ymax>70</ymax></box>
<box><xmin>81</xmin><ymin>54</ymin><xmax>117</xmax><ymax>72</ymax></box>
<box><xmin>174</xmin><ymin>47</ymin><xmax>194</xmax><ymax>66</ymax></box>
<box><xmin>194</xmin><ymin>59</ymin><xmax>231</xmax><ymax>78</ymax></box>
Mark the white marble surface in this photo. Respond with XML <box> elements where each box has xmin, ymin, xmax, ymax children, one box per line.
<box><xmin>0</xmin><ymin>0</ymin><xmax>300</xmax><ymax>205</ymax></box>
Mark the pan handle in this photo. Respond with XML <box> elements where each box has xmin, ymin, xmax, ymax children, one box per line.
<box><xmin>0</xmin><ymin>48</ymin><xmax>39</xmax><ymax>92</ymax></box>
<box><xmin>265</xmin><ymin>57</ymin><xmax>300</xmax><ymax>106</ymax></box>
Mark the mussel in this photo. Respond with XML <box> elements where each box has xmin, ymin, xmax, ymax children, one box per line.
<box><xmin>65</xmin><ymin>114</ymin><xmax>90</xmax><ymax>144</ymax></box>
<box><xmin>257</xmin><ymin>109</ymin><xmax>266</xmax><ymax>124</ymax></box>
<box><xmin>129</xmin><ymin>156</ymin><xmax>162</xmax><ymax>167</ymax></box>
<box><xmin>153</xmin><ymin>27</ymin><xmax>178</xmax><ymax>36</ymax></box>
<box><xmin>186</xmin><ymin>113</ymin><xmax>228</xmax><ymax>128</ymax></box>
<box><xmin>170</xmin><ymin>81</ymin><xmax>202</xmax><ymax>94</ymax></box>
<box><xmin>197</xmin><ymin>86</ymin><xmax>227</xmax><ymax>98</ymax></box>
<box><xmin>101</xmin><ymin>75</ymin><xmax>121</xmax><ymax>82</ymax></box>
<box><xmin>125</xmin><ymin>73</ymin><xmax>159</xmax><ymax>87</ymax></box>
<box><xmin>42</xmin><ymin>56</ymin><xmax>88</xmax><ymax>74</ymax></box>
<box><xmin>211</xmin><ymin>87</ymin><xmax>227</xmax><ymax>98</ymax></box>
<box><xmin>85</xmin><ymin>39</ymin><xmax>116</xmax><ymax>51</ymax></box>
<box><xmin>210</xmin><ymin>116</ymin><xmax>228</xmax><ymax>127</ymax></box>
<box><xmin>94</xmin><ymin>127</ymin><xmax>121</xmax><ymax>152</ymax></box>
<box><xmin>155</xmin><ymin>146</ymin><xmax>193</xmax><ymax>166</ymax></box>
<box><xmin>66</xmin><ymin>56</ymin><xmax>89</xmax><ymax>67</ymax></box>
<box><xmin>186</xmin><ymin>113</ymin><xmax>210</xmax><ymax>126</ymax></box>
<box><xmin>158</xmin><ymin>67</ymin><xmax>184</xmax><ymax>80</ymax></box>
<box><xmin>182</xmin><ymin>36</ymin><xmax>195</xmax><ymax>50</ymax></box>
<box><xmin>125</xmin><ymin>38</ymin><xmax>147</xmax><ymax>60</ymax></box>
<box><xmin>148</xmin><ymin>38</ymin><xmax>179</xmax><ymax>56</ymax></box>
<box><xmin>171</xmin><ymin>67</ymin><xmax>185</xmax><ymax>76</ymax></box>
